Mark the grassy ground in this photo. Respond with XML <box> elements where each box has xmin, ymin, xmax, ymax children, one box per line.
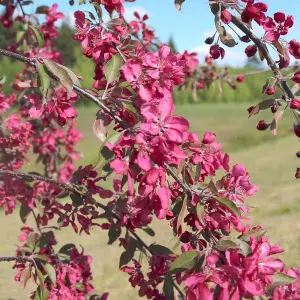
<box><xmin>1</xmin><ymin>102</ymin><xmax>300</xmax><ymax>299</ymax></box>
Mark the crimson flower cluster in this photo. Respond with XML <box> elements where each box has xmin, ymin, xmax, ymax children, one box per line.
<box><xmin>0</xmin><ymin>0</ymin><xmax>300</xmax><ymax>299</ymax></box>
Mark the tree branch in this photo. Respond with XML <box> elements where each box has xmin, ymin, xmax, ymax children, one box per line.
<box><xmin>0</xmin><ymin>170</ymin><xmax>154</xmax><ymax>253</ymax></box>
<box><xmin>0</xmin><ymin>256</ymin><xmax>34</xmax><ymax>263</ymax></box>
<box><xmin>0</xmin><ymin>49</ymin><xmax>129</xmax><ymax>129</ymax></box>
<box><xmin>0</xmin><ymin>48</ymin><xmax>192</xmax><ymax>196</ymax></box>
<box><xmin>0</xmin><ymin>169</ymin><xmax>75</xmax><ymax>193</ymax></box>
<box><xmin>0</xmin><ymin>168</ymin><xmax>184</xmax><ymax>297</ymax></box>
<box><xmin>231</xmin><ymin>16</ymin><xmax>295</xmax><ymax>99</ymax></box>
<box><xmin>165</xmin><ymin>163</ymin><xmax>193</xmax><ymax>196</ymax></box>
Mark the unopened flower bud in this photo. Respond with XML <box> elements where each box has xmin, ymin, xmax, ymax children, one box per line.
<box><xmin>266</xmin><ymin>87</ymin><xmax>276</xmax><ymax>95</ymax></box>
<box><xmin>209</xmin><ymin>45</ymin><xmax>225</xmax><ymax>60</ymax></box>
<box><xmin>247</xmin><ymin>106</ymin><xmax>255</xmax><ymax>115</ymax></box>
<box><xmin>245</xmin><ymin>45</ymin><xmax>257</xmax><ymax>57</ymax></box>
<box><xmin>221</xmin><ymin>9</ymin><xmax>232</xmax><ymax>24</ymax></box>
<box><xmin>240</xmin><ymin>35</ymin><xmax>251</xmax><ymax>43</ymax></box>
<box><xmin>236</xmin><ymin>74</ymin><xmax>245</xmax><ymax>83</ymax></box>
<box><xmin>256</xmin><ymin>120</ymin><xmax>269</xmax><ymax>131</ymax></box>
<box><xmin>292</xmin><ymin>71</ymin><xmax>300</xmax><ymax>83</ymax></box>
<box><xmin>295</xmin><ymin>168</ymin><xmax>300</xmax><ymax>179</ymax></box>
<box><xmin>271</xmin><ymin>105</ymin><xmax>279</xmax><ymax>113</ymax></box>
<box><xmin>294</xmin><ymin>125</ymin><xmax>300</xmax><ymax>138</ymax></box>
<box><xmin>290</xmin><ymin>99</ymin><xmax>300</xmax><ymax>109</ymax></box>
<box><xmin>205</xmin><ymin>37</ymin><xmax>214</xmax><ymax>45</ymax></box>
<box><xmin>205</xmin><ymin>55</ymin><xmax>213</xmax><ymax>65</ymax></box>
<box><xmin>180</xmin><ymin>231</ymin><xmax>192</xmax><ymax>243</ymax></box>
<box><xmin>202</xmin><ymin>132</ymin><xmax>216</xmax><ymax>144</ymax></box>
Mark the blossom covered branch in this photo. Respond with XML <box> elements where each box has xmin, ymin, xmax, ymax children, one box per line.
<box><xmin>0</xmin><ymin>0</ymin><xmax>299</xmax><ymax>299</ymax></box>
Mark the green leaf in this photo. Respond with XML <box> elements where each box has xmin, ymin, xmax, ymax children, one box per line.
<box><xmin>93</xmin><ymin>131</ymin><xmax>120</xmax><ymax>171</ymax></box>
<box><xmin>214</xmin><ymin>14</ymin><xmax>237</xmax><ymax>48</ymax></box>
<box><xmin>267</xmin><ymin>273</ymin><xmax>296</xmax><ymax>295</ymax></box>
<box><xmin>213</xmin><ymin>197</ymin><xmax>241</xmax><ymax>217</ymax></box>
<box><xmin>123</xmin><ymin>103</ymin><xmax>138</xmax><ymax>121</ymax></box>
<box><xmin>216</xmin><ymin>239</ymin><xmax>239</xmax><ymax>251</ymax></box>
<box><xmin>58</xmin><ymin>243</ymin><xmax>76</xmax><ymax>255</ymax></box>
<box><xmin>20</xmin><ymin>246</ymin><xmax>34</xmax><ymax>255</ymax></box>
<box><xmin>175</xmin><ymin>0</ymin><xmax>185</xmax><ymax>11</ymax></box>
<box><xmin>36</xmin><ymin>268</ymin><xmax>45</xmax><ymax>296</ymax></box>
<box><xmin>163</xmin><ymin>274</ymin><xmax>174</xmax><ymax>299</ymax></box>
<box><xmin>169</xmin><ymin>237</ymin><xmax>181</xmax><ymax>251</ymax></box>
<box><xmin>29</xmin><ymin>25</ymin><xmax>45</xmax><ymax>48</ymax></box>
<box><xmin>70</xmin><ymin>193</ymin><xmax>84</xmax><ymax>207</ymax></box>
<box><xmin>76</xmin><ymin>283</ymin><xmax>86</xmax><ymax>292</ymax></box>
<box><xmin>194</xmin><ymin>164</ymin><xmax>202</xmax><ymax>182</ymax></box>
<box><xmin>142</xmin><ymin>226</ymin><xmax>155</xmax><ymax>237</ymax></box>
<box><xmin>57</xmin><ymin>190</ymin><xmax>70</xmax><ymax>199</ymax></box>
<box><xmin>16</xmin><ymin>31</ymin><xmax>25</xmax><ymax>43</ymax></box>
<box><xmin>194</xmin><ymin>255</ymin><xmax>205</xmax><ymax>272</ymax></box>
<box><xmin>22</xmin><ymin>0</ymin><xmax>33</xmax><ymax>4</ymax></box>
<box><xmin>37</xmin><ymin>62</ymin><xmax>51</xmax><ymax>100</ymax></box>
<box><xmin>27</xmin><ymin>232</ymin><xmax>38</xmax><ymax>251</ymax></box>
<box><xmin>177</xmin><ymin>195</ymin><xmax>188</xmax><ymax>232</ymax></box>
<box><xmin>169</xmin><ymin>250</ymin><xmax>199</xmax><ymax>273</ymax></box>
<box><xmin>270</xmin><ymin>111</ymin><xmax>284</xmax><ymax>136</ymax></box>
<box><xmin>273</xmin><ymin>272</ymin><xmax>296</xmax><ymax>285</ymax></box>
<box><xmin>91</xmin><ymin>2</ymin><xmax>103</xmax><ymax>21</ymax></box>
<box><xmin>43</xmin><ymin>59</ymin><xmax>80</xmax><ymax>98</ymax></box>
<box><xmin>240</xmin><ymin>228</ymin><xmax>267</xmax><ymax>242</ymax></box>
<box><xmin>119</xmin><ymin>247</ymin><xmax>136</xmax><ymax>268</ymax></box>
<box><xmin>93</xmin><ymin>112</ymin><xmax>108</xmax><ymax>142</ymax></box>
<box><xmin>149</xmin><ymin>244</ymin><xmax>174</xmax><ymax>256</ymax></box>
<box><xmin>196</xmin><ymin>203</ymin><xmax>205</xmax><ymax>225</ymax></box>
<box><xmin>0</xmin><ymin>75</ymin><xmax>6</xmax><ymax>85</ymax></box>
<box><xmin>42</xmin><ymin>263</ymin><xmax>56</xmax><ymax>287</ymax></box>
<box><xmin>34</xmin><ymin>286</ymin><xmax>42</xmax><ymax>300</ymax></box>
<box><xmin>119</xmin><ymin>81</ymin><xmax>131</xmax><ymax>88</ymax></box>
<box><xmin>216</xmin><ymin>24</ymin><xmax>237</xmax><ymax>48</ymax></box>
<box><xmin>35</xmin><ymin>255</ymin><xmax>48</xmax><ymax>262</ymax></box>
<box><xmin>233</xmin><ymin>239</ymin><xmax>252</xmax><ymax>256</ymax></box>
<box><xmin>21</xmin><ymin>265</ymin><xmax>32</xmax><ymax>288</ymax></box>
<box><xmin>57</xmin><ymin>214</ymin><xmax>66</xmax><ymax>228</ymax></box>
<box><xmin>248</xmin><ymin>99</ymin><xmax>275</xmax><ymax>118</ymax></box>
<box><xmin>104</xmin><ymin>54</ymin><xmax>123</xmax><ymax>85</ymax></box>
<box><xmin>36</xmin><ymin>5</ymin><xmax>49</xmax><ymax>14</ymax></box>
<box><xmin>20</xmin><ymin>204</ymin><xmax>31</xmax><ymax>223</ymax></box>
<box><xmin>108</xmin><ymin>222</ymin><xmax>121</xmax><ymax>245</ymax></box>
<box><xmin>39</xmin><ymin>233</ymin><xmax>52</xmax><ymax>249</ymax></box>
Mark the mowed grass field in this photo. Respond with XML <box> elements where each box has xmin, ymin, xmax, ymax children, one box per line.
<box><xmin>1</xmin><ymin>102</ymin><xmax>300</xmax><ymax>299</ymax></box>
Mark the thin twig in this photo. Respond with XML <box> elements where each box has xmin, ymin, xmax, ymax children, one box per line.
<box><xmin>165</xmin><ymin>163</ymin><xmax>193</xmax><ymax>197</ymax></box>
<box><xmin>0</xmin><ymin>169</ymin><xmax>75</xmax><ymax>193</ymax></box>
<box><xmin>231</xmin><ymin>16</ymin><xmax>295</xmax><ymax>99</ymax></box>
<box><xmin>0</xmin><ymin>256</ymin><xmax>34</xmax><ymax>263</ymax></box>
<box><xmin>0</xmin><ymin>169</ymin><xmax>184</xmax><ymax>297</ymax></box>
<box><xmin>32</xmin><ymin>211</ymin><xmax>42</xmax><ymax>234</ymax></box>
<box><xmin>0</xmin><ymin>169</ymin><xmax>152</xmax><ymax>252</ymax></box>
<box><xmin>17</xmin><ymin>0</ymin><xmax>26</xmax><ymax>17</ymax></box>
<box><xmin>0</xmin><ymin>48</ymin><xmax>192</xmax><ymax>195</ymax></box>
<box><xmin>0</xmin><ymin>49</ymin><xmax>129</xmax><ymax>129</ymax></box>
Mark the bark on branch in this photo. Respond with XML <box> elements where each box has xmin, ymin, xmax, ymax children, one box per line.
<box><xmin>231</xmin><ymin>16</ymin><xmax>295</xmax><ymax>99</ymax></box>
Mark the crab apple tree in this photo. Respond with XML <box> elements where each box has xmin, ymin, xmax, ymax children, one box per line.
<box><xmin>0</xmin><ymin>0</ymin><xmax>300</xmax><ymax>299</ymax></box>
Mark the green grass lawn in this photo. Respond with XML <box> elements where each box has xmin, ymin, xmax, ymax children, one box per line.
<box><xmin>1</xmin><ymin>102</ymin><xmax>300</xmax><ymax>299</ymax></box>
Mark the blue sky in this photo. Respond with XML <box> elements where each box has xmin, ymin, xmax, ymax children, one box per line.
<box><xmin>31</xmin><ymin>0</ymin><xmax>300</xmax><ymax>66</ymax></box>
